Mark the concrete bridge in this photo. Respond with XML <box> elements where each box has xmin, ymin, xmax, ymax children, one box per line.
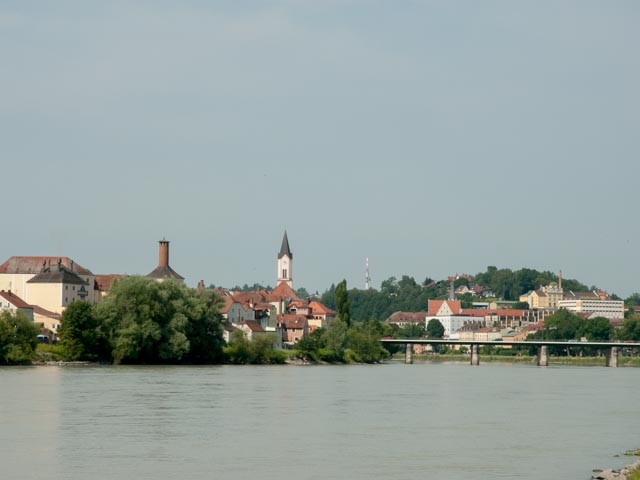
<box><xmin>380</xmin><ymin>339</ymin><xmax>640</xmax><ymax>367</ymax></box>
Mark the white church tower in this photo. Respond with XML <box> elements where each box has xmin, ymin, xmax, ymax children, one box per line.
<box><xmin>277</xmin><ymin>230</ymin><xmax>293</xmax><ymax>288</ymax></box>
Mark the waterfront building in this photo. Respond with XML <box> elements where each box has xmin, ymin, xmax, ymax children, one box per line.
<box><xmin>0</xmin><ymin>255</ymin><xmax>97</xmax><ymax>307</ymax></box>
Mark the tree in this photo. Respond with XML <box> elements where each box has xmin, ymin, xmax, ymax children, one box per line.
<box><xmin>543</xmin><ymin>309</ymin><xmax>581</xmax><ymax>339</ymax></box>
<box><xmin>426</xmin><ymin>319</ymin><xmax>445</xmax><ymax>339</ymax></box>
<box><xmin>295</xmin><ymin>287</ymin><xmax>310</xmax><ymax>299</ymax></box>
<box><xmin>579</xmin><ymin>316</ymin><xmax>612</xmax><ymax>342</ymax></box>
<box><xmin>95</xmin><ymin>276</ymin><xmax>225</xmax><ymax>364</ymax></box>
<box><xmin>335</xmin><ymin>279</ymin><xmax>351</xmax><ymax>327</ymax></box>
<box><xmin>58</xmin><ymin>301</ymin><xmax>106</xmax><ymax>361</ymax></box>
<box><xmin>397</xmin><ymin>323</ymin><xmax>425</xmax><ymax>339</ymax></box>
<box><xmin>0</xmin><ymin>310</ymin><xmax>39</xmax><ymax>365</ymax></box>
<box><xmin>618</xmin><ymin>317</ymin><xmax>640</xmax><ymax>341</ymax></box>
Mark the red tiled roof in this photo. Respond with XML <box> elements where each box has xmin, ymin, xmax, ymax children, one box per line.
<box><xmin>231</xmin><ymin>290</ymin><xmax>269</xmax><ymax>305</ymax></box>
<box><xmin>32</xmin><ymin>305</ymin><xmax>61</xmax><ymax>320</ymax></box>
<box><xmin>218</xmin><ymin>296</ymin><xmax>235</xmax><ymax>314</ymax></box>
<box><xmin>427</xmin><ymin>300</ymin><xmax>462</xmax><ymax>316</ymax></box>
<box><xmin>95</xmin><ymin>274</ymin><xmax>128</xmax><ymax>292</ymax></box>
<box><xmin>387</xmin><ymin>311</ymin><xmax>426</xmax><ymax>323</ymax></box>
<box><xmin>0</xmin><ymin>256</ymin><xmax>93</xmax><ymax>275</ymax></box>
<box><xmin>239</xmin><ymin>320</ymin><xmax>265</xmax><ymax>333</ymax></box>
<box><xmin>308</xmin><ymin>300</ymin><xmax>335</xmax><ymax>316</ymax></box>
<box><xmin>267</xmin><ymin>282</ymin><xmax>301</xmax><ymax>302</ymax></box>
<box><xmin>0</xmin><ymin>290</ymin><xmax>32</xmax><ymax>309</ymax></box>
<box><xmin>278</xmin><ymin>314</ymin><xmax>308</xmax><ymax>329</ymax></box>
<box><xmin>460</xmin><ymin>308</ymin><xmax>530</xmax><ymax>317</ymax></box>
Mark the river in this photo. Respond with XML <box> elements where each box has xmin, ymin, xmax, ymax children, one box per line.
<box><xmin>1</xmin><ymin>362</ymin><xmax>638</xmax><ymax>480</ymax></box>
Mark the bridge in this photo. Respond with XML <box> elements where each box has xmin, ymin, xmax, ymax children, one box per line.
<box><xmin>380</xmin><ymin>339</ymin><xmax>640</xmax><ymax>367</ymax></box>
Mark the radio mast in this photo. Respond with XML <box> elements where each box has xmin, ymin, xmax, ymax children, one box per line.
<box><xmin>365</xmin><ymin>257</ymin><xmax>371</xmax><ymax>290</ymax></box>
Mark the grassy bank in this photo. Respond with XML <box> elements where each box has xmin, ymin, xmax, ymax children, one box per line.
<box><xmin>391</xmin><ymin>353</ymin><xmax>640</xmax><ymax>366</ymax></box>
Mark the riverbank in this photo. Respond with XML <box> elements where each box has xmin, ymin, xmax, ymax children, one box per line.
<box><xmin>393</xmin><ymin>353</ymin><xmax>640</xmax><ymax>366</ymax></box>
<box><xmin>592</xmin><ymin>450</ymin><xmax>640</xmax><ymax>480</ymax></box>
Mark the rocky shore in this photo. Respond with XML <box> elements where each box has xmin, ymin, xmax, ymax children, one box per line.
<box><xmin>592</xmin><ymin>451</ymin><xmax>640</xmax><ymax>480</ymax></box>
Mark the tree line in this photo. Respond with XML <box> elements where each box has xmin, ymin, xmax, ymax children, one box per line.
<box><xmin>318</xmin><ymin>266</ymin><xmax>637</xmax><ymax>322</ymax></box>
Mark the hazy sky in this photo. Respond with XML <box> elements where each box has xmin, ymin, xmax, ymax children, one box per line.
<box><xmin>2</xmin><ymin>1</ymin><xmax>638</xmax><ymax>297</ymax></box>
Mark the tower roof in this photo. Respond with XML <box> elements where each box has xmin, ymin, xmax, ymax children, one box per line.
<box><xmin>278</xmin><ymin>230</ymin><xmax>292</xmax><ymax>259</ymax></box>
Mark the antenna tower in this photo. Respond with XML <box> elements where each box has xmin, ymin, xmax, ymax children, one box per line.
<box><xmin>365</xmin><ymin>257</ymin><xmax>371</xmax><ymax>290</ymax></box>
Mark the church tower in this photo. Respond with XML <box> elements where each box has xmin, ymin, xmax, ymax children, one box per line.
<box><xmin>277</xmin><ymin>230</ymin><xmax>293</xmax><ymax>288</ymax></box>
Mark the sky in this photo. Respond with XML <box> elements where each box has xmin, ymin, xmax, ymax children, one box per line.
<box><xmin>1</xmin><ymin>1</ymin><xmax>639</xmax><ymax>297</ymax></box>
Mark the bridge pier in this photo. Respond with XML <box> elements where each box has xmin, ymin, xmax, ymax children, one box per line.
<box><xmin>405</xmin><ymin>343</ymin><xmax>413</xmax><ymax>364</ymax></box>
<box><xmin>470</xmin><ymin>344</ymin><xmax>480</xmax><ymax>366</ymax></box>
<box><xmin>537</xmin><ymin>345</ymin><xmax>548</xmax><ymax>367</ymax></box>
<box><xmin>605</xmin><ymin>346</ymin><xmax>618</xmax><ymax>368</ymax></box>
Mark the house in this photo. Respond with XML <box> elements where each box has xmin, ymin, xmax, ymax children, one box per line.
<box><xmin>278</xmin><ymin>314</ymin><xmax>309</xmax><ymax>345</ymax></box>
<box><xmin>387</xmin><ymin>311</ymin><xmax>426</xmax><ymax>327</ymax></box>
<box><xmin>32</xmin><ymin>305</ymin><xmax>62</xmax><ymax>338</ymax></box>
<box><xmin>426</xmin><ymin>299</ymin><xmax>484</xmax><ymax>338</ymax></box>
<box><xmin>237</xmin><ymin>320</ymin><xmax>267</xmax><ymax>341</ymax></box>
<box><xmin>0</xmin><ymin>290</ymin><xmax>34</xmax><ymax>321</ymax></box>
<box><xmin>306</xmin><ymin>301</ymin><xmax>336</xmax><ymax>332</ymax></box>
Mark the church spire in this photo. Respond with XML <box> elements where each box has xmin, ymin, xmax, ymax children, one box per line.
<box><xmin>277</xmin><ymin>230</ymin><xmax>293</xmax><ymax>287</ymax></box>
<box><xmin>278</xmin><ymin>230</ymin><xmax>293</xmax><ymax>259</ymax></box>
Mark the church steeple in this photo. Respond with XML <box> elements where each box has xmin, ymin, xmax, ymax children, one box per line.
<box><xmin>277</xmin><ymin>230</ymin><xmax>293</xmax><ymax>287</ymax></box>
<box><xmin>278</xmin><ymin>230</ymin><xmax>292</xmax><ymax>259</ymax></box>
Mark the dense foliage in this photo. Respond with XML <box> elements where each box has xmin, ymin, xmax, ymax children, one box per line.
<box><xmin>57</xmin><ymin>277</ymin><xmax>227</xmax><ymax>364</ymax></box>
<box><xmin>0</xmin><ymin>310</ymin><xmax>39</xmax><ymax>364</ymax></box>
<box><xmin>294</xmin><ymin>318</ymin><xmax>392</xmax><ymax>363</ymax></box>
<box><xmin>223</xmin><ymin>330</ymin><xmax>287</xmax><ymax>364</ymax></box>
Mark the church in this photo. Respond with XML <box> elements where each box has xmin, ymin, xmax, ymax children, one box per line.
<box><xmin>218</xmin><ymin>231</ymin><xmax>335</xmax><ymax>346</ymax></box>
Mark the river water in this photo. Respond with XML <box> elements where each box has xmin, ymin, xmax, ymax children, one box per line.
<box><xmin>1</xmin><ymin>362</ymin><xmax>638</xmax><ymax>480</ymax></box>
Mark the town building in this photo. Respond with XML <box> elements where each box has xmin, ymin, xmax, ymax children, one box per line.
<box><xmin>425</xmin><ymin>300</ymin><xmax>484</xmax><ymax>338</ymax></box>
<box><xmin>0</xmin><ymin>256</ymin><xmax>97</xmax><ymax>308</ymax></box>
<box><xmin>0</xmin><ymin>290</ymin><xmax>34</xmax><ymax>321</ymax></box>
<box><xmin>557</xmin><ymin>291</ymin><xmax>624</xmax><ymax>319</ymax></box>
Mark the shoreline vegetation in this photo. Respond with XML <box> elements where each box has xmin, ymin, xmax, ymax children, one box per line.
<box><xmin>30</xmin><ymin>344</ymin><xmax>640</xmax><ymax>367</ymax></box>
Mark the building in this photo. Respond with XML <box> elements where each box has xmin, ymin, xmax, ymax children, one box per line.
<box><xmin>387</xmin><ymin>311</ymin><xmax>427</xmax><ymax>328</ymax></box>
<box><xmin>557</xmin><ymin>291</ymin><xmax>624</xmax><ymax>319</ymax></box>
<box><xmin>0</xmin><ymin>255</ymin><xmax>97</xmax><ymax>306</ymax></box>
<box><xmin>277</xmin><ymin>230</ymin><xmax>293</xmax><ymax>288</ymax></box>
<box><xmin>146</xmin><ymin>239</ymin><xmax>184</xmax><ymax>282</ymax></box>
<box><xmin>25</xmin><ymin>260</ymin><xmax>93</xmax><ymax>314</ymax></box>
<box><xmin>0</xmin><ymin>290</ymin><xmax>34</xmax><ymax>321</ymax></box>
<box><xmin>425</xmin><ymin>300</ymin><xmax>484</xmax><ymax>338</ymax></box>
<box><xmin>519</xmin><ymin>274</ymin><xmax>564</xmax><ymax>310</ymax></box>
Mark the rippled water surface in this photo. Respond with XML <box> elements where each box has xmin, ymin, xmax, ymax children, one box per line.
<box><xmin>1</xmin><ymin>362</ymin><xmax>639</xmax><ymax>480</ymax></box>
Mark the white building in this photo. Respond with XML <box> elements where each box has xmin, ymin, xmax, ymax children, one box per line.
<box><xmin>557</xmin><ymin>295</ymin><xmax>624</xmax><ymax>319</ymax></box>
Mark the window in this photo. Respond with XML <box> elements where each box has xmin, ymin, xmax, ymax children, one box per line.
<box><xmin>282</xmin><ymin>269</ymin><xmax>288</xmax><ymax>278</ymax></box>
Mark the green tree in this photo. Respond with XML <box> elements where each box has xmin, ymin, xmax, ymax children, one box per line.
<box><xmin>397</xmin><ymin>323</ymin><xmax>425</xmax><ymax>339</ymax></box>
<box><xmin>0</xmin><ymin>310</ymin><xmax>39</xmax><ymax>365</ymax></box>
<box><xmin>335</xmin><ymin>279</ymin><xmax>351</xmax><ymax>327</ymax></box>
<box><xmin>540</xmin><ymin>309</ymin><xmax>582</xmax><ymax>340</ymax></box>
<box><xmin>95</xmin><ymin>276</ymin><xmax>224</xmax><ymax>364</ymax></box>
<box><xmin>426</xmin><ymin>319</ymin><xmax>445</xmax><ymax>339</ymax></box>
<box><xmin>579</xmin><ymin>316</ymin><xmax>612</xmax><ymax>342</ymax></box>
<box><xmin>58</xmin><ymin>301</ymin><xmax>106</xmax><ymax>361</ymax></box>
<box><xmin>324</xmin><ymin>317</ymin><xmax>348</xmax><ymax>359</ymax></box>
<box><xmin>618</xmin><ymin>317</ymin><xmax>640</xmax><ymax>341</ymax></box>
